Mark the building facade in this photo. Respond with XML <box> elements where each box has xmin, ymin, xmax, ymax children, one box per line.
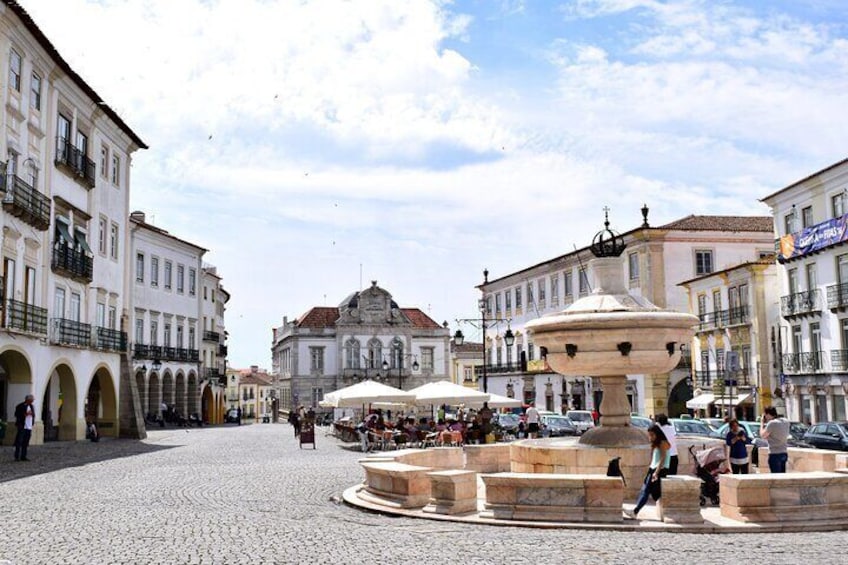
<box><xmin>1</xmin><ymin>1</ymin><xmax>146</xmax><ymax>444</ymax></box>
<box><xmin>272</xmin><ymin>281</ymin><xmax>450</xmax><ymax>410</ymax></box>
<box><xmin>477</xmin><ymin>209</ymin><xmax>775</xmax><ymax>416</ymax></box>
<box><xmin>129</xmin><ymin>212</ymin><xmax>228</xmax><ymax>426</ymax></box>
<box><xmin>450</xmin><ymin>340</ymin><xmax>483</xmax><ymax>388</ymax></box>
<box><xmin>679</xmin><ymin>259</ymin><xmax>780</xmax><ymax>420</ymax></box>
<box><xmin>762</xmin><ymin>157</ymin><xmax>848</xmax><ymax>424</ymax></box>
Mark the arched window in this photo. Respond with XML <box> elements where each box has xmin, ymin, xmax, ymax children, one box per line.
<box><xmin>368</xmin><ymin>338</ymin><xmax>382</xmax><ymax>369</ymax></box>
<box><xmin>345</xmin><ymin>338</ymin><xmax>361</xmax><ymax>369</ymax></box>
<box><xmin>391</xmin><ymin>337</ymin><xmax>403</xmax><ymax>369</ymax></box>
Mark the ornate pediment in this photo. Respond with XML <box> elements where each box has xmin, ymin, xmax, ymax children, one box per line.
<box><xmin>337</xmin><ymin>281</ymin><xmax>410</xmax><ymax>325</ymax></box>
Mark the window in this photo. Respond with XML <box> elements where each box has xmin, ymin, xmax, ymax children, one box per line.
<box><xmin>111</xmin><ymin>154</ymin><xmax>120</xmax><ymax>186</ymax></box>
<box><xmin>515</xmin><ymin>286</ymin><xmax>522</xmax><ymax>309</ymax></box>
<box><xmin>30</xmin><ymin>72</ymin><xmax>41</xmax><ymax>110</ymax></box>
<box><xmin>204</xmin><ymin>286</ymin><xmax>208</xmax><ymax>300</ymax></box>
<box><xmin>505</xmin><ymin>289</ymin><xmax>512</xmax><ymax>311</ymax></box>
<box><xmin>108</xmin><ymin>306</ymin><xmax>116</xmax><ymax>330</ymax></box>
<box><xmin>695</xmin><ymin>250</ymin><xmax>713</xmax><ymax>275</ymax></box>
<box><xmin>310</xmin><ymin>347</ymin><xmax>324</xmax><ymax>374</ymax></box>
<box><xmin>54</xmin><ymin>287</ymin><xmax>66</xmax><ymax>317</ymax></box>
<box><xmin>100</xmin><ymin>146</ymin><xmax>110</xmax><ymax>180</ymax></box>
<box><xmin>211</xmin><ymin>290</ymin><xmax>215</xmax><ymax>303</ymax></box>
<box><xmin>833</xmin><ymin>193</ymin><xmax>846</xmax><ymax>218</ymax></box>
<box><xmin>564</xmin><ymin>271</ymin><xmax>573</xmax><ymax>297</ymax></box>
<box><xmin>550</xmin><ymin>274</ymin><xmax>559</xmax><ymax>302</ymax></box>
<box><xmin>164</xmin><ymin>323</ymin><xmax>171</xmax><ymax>346</ymax></box>
<box><xmin>538</xmin><ymin>279</ymin><xmax>546</xmax><ymax>304</ymax></box>
<box><xmin>189</xmin><ymin>268</ymin><xmax>196</xmax><ymax>296</ymax></box>
<box><xmin>24</xmin><ymin>266</ymin><xmax>35</xmax><ymax>305</ymax></box>
<box><xmin>136</xmin><ymin>253</ymin><xmax>144</xmax><ymax>282</ymax></box>
<box><xmin>57</xmin><ymin>113</ymin><xmax>71</xmax><ymax>146</ymax></box>
<box><xmin>96</xmin><ymin>303</ymin><xmax>105</xmax><ymax>327</ymax></box>
<box><xmin>135</xmin><ymin>318</ymin><xmax>144</xmax><ymax>344</ymax></box>
<box><xmin>495</xmin><ymin>293</ymin><xmax>502</xmax><ymax>314</ymax></box>
<box><xmin>788</xmin><ymin>268</ymin><xmax>799</xmax><ymax>294</ymax></box>
<box><xmin>628</xmin><ymin>252</ymin><xmax>639</xmax><ymax>282</ymax></box>
<box><xmin>311</xmin><ymin>387</ymin><xmax>323</xmax><ymax>408</ymax></box>
<box><xmin>176</xmin><ymin>326</ymin><xmax>184</xmax><ymax>348</ymax></box>
<box><xmin>792</xmin><ymin>325</ymin><xmax>802</xmax><ymax>354</ymax></box>
<box><xmin>806</xmin><ymin>263</ymin><xmax>818</xmax><ymax>291</ymax></box>
<box><xmin>177</xmin><ymin>265</ymin><xmax>184</xmax><ymax>293</ymax></box>
<box><xmin>579</xmin><ymin>268</ymin><xmax>589</xmax><ymax>295</ymax></box>
<box><xmin>110</xmin><ymin>223</ymin><xmax>119</xmax><ymax>260</ymax></box>
<box><xmin>528</xmin><ymin>342</ymin><xmax>535</xmax><ymax>362</ymax></box>
<box><xmin>463</xmin><ymin>367</ymin><xmax>473</xmax><ymax>382</ymax></box>
<box><xmin>713</xmin><ymin>290</ymin><xmax>722</xmax><ymax>313</ymax></box>
<box><xmin>368</xmin><ymin>338</ymin><xmax>382</xmax><ymax>368</ymax></box>
<box><xmin>527</xmin><ymin>283</ymin><xmax>534</xmax><ymax>307</ymax></box>
<box><xmin>150</xmin><ymin>320</ymin><xmax>158</xmax><ymax>346</ymax></box>
<box><xmin>164</xmin><ymin>261</ymin><xmax>172</xmax><ymax>290</ymax></box>
<box><xmin>802</xmin><ymin>206</ymin><xmax>813</xmax><ymax>229</ymax></box>
<box><xmin>98</xmin><ymin>217</ymin><xmax>107</xmax><ymax>255</ymax></box>
<box><xmin>76</xmin><ymin>130</ymin><xmax>88</xmax><ymax>157</ymax></box>
<box><xmin>345</xmin><ymin>338</ymin><xmax>361</xmax><ymax>369</ymax></box>
<box><xmin>697</xmin><ymin>294</ymin><xmax>707</xmax><ymax>317</ymax></box>
<box><xmin>484</xmin><ymin>296</ymin><xmax>492</xmax><ymax>316</ymax></box>
<box><xmin>421</xmin><ymin>347</ymin><xmax>434</xmax><ymax>371</ymax></box>
<box><xmin>9</xmin><ymin>49</ymin><xmax>21</xmax><ymax>91</ymax></box>
<box><xmin>189</xmin><ymin>326</ymin><xmax>196</xmax><ymax>348</ymax></box>
<box><xmin>151</xmin><ymin>257</ymin><xmax>159</xmax><ymax>287</ymax></box>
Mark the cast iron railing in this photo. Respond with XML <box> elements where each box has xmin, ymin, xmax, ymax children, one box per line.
<box><xmin>5</xmin><ymin>299</ymin><xmax>47</xmax><ymax>334</ymax></box>
<box><xmin>783</xmin><ymin>351</ymin><xmax>827</xmax><ymax>374</ymax></box>
<box><xmin>55</xmin><ymin>137</ymin><xmax>96</xmax><ymax>188</ymax></box>
<box><xmin>51</xmin><ymin>318</ymin><xmax>91</xmax><ymax>347</ymax></box>
<box><xmin>2</xmin><ymin>172</ymin><xmax>50</xmax><ymax>230</ymax></box>
<box><xmin>827</xmin><ymin>282</ymin><xmax>848</xmax><ymax>310</ymax></box>
<box><xmin>203</xmin><ymin>330</ymin><xmax>220</xmax><ymax>342</ymax></box>
<box><xmin>52</xmin><ymin>241</ymin><xmax>93</xmax><ymax>282</ymax></box>
<box><xmin>96</xmin><ymin>327</ymin><xmax>127</xmax><ymax>351</ymax></box>
<box><xmin>781</xmin><ymin>290</ymin><xmax>822</xmax><ymax>317</ymax></box>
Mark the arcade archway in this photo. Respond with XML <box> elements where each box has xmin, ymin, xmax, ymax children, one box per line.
<box><xmin>201</xmin><ymin>386</ymin><xmax>214</xmax><ymax>424</ymax></box>
<box><xmin>86</xmin><ymin>367</ymin><xmax>118</xmax><ymax>437</ymax></box>
<box><xmin>147</xmin><ymin>372</ymin><xmax>161</xmax><ymax>417</ymax></box>
<box><xmin>187</xmin><ymin>372</ymin><xmax>199</xmax><ymax>417</ymax></box>
<box><xmin>0</xmin><ymin>347</ymin><xmax>33</xmax><ymax>445</ymax></box>
<box><xmin>175</xmin><ymin>372</ymin><xmax>186</xmax><ymax>415</ymax></box>
<box><xmin>668</xmin><ymin>378</ymin><xmax>694</xmax><ymax>419</ymax></box>
<box><xmin>42</xmin><ymin>363</ymin><xmax>78</xmax><ymax>441</ymax></box>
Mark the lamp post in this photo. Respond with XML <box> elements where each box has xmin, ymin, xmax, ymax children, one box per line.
<box><xmin>454</xmin><ymin>269</ymin><xmax>515</xmax><ymax>393</ymax></box>
<box><xmin>381</xmin><ymin>351</ymin><xmax>419</xmax><ymax>390</ymax></box>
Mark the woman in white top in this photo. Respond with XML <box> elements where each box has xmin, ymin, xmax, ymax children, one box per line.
<box><xmin>656</xmin><ymin>414</ymin><xmax>678</xmax><ymax>474</ymax></box>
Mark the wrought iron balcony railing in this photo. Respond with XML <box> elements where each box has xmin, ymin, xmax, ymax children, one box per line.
<box><xmin>4</xmin><ymin>299</ymin><xmax>47</xmax><ymax>334</ymax></box>
<box><xmin>52</xmin><ymin>241</ymin><xmax>93</xmax><ymax>283</ymax></box>
<box><xmin>2</xmin><ymin>172</ymin><xmax>51</xmax><ymax>230</ymax></box>
<box><xmin>827</xmin><ymin>282</ymin><xmax>848</xmax><ymax>311</ymax></box>
<box><xmin>51</xmin><ymin>318</ymin><xmax>91</xmax><ymax>347</ymax></box>
<box><xmin>831</xmin><ymin>349</ymin><xmax>848</xmax><ymax>372</ymax></box>
<box><xmin>698</xmin><ymin>305</ymin><xmax>750</xmax><ymax>331</ymax></box>
<box><xmin>694</xmin><ymin>369</ymin><xmax>751</xmax><ymax>387</ymax></box>
<box><xmin>782</xmin><ymin>351</ymin><xmax>827</xmax><ymax>374</ymax></box>
<box><xmin>780</xmin><ymin>290</ymin><xmax>822</xmax><ymax>318</ymax></box>
<box><xmin>203</xmin><ymin>330</ymin><xmax>220</xmax><ymax>342</ymax></box>
<box><xmin>205</xmin><ymin>367</ymin><xmax>223</xmax><ymax>381</ymax></box>
<box><xmin>218</xmin><ymin>343</ymin><xmax>228</xmax><ymax>357</ymax></box>
<box><xmin>95</xmin><ymin>327</ymin><xmax>127</xmax><ymax>352</ymax></box>
<box><xmin>474</xmin><ymin>363</ymin><xmax>519</xmax><ymax>377</ymax></box>
<box><xmin>55</xmin><ymin>137</ymin><xmax>96</xmax><ymax>188</ymax></box>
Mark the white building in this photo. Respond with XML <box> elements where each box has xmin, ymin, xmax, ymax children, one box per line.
<box><xmin>272</xmin><ymin>281</ymin><xmax>450</xmax><ymax>411</ymax></box>
<box><xmin>679</xmin><ymin>259</ymin><xmax>780</xmax><ymax>420</ymax></box>
<box><xmin>761</xmin><ymin>157</ymin><xmax>848</xmax><ymax>424</ymax></box>
<box><xmin>476</xmin><ymin>208</ymin><xmax>775</xmax><ymax>417</ymax></box>
<box><xmin>129</xmin><ymin>211</ymin><xmax>229</xmax><ymax>425</ymax></box>
<box><xmin>1</xmin><ymin>1</ymin><xmax>146</xmax><ymax>443</ymax></box>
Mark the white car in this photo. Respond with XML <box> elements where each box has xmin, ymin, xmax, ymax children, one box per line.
<box><xmin>565</xmin><ymin>410</ymin><xmax>596</xmax><ymax>434</ymax></box>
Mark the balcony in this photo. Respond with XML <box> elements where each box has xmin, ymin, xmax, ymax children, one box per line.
<box><xmin>51</xmin><ymin>241</ymin><xmax>93</xmax><ymax>283</ymax></box>
<box><xmin>827</xmin><ymin>282</ymin><xmax>848</xmax><ymax>311</ymax></box>
<box><xmin>831</xmin><ymin>350</ymin><xmax>848</xmax><ymax>372</ymax></box>
<box><xmin>782</xmin><ymin>351</ymin><xmax>827</xmax><ymax>374</ymax></box>
<box><xmin>95</xmin><ymin>327</ymin><xmax>127</xmax><ymax>352</ymax></box>
<box><xmin>2</xmin><ymin>173</ymin><xmax>50</xmax><ymax>230</ymax></box>
<box><xmin>51</xmin><ymin>318</ymin><xmax>92</xmax><ymax>347</ymax></box>
<box><xmin>698</xmin><ymin>306</ymin><xmax>750</xmax><ymax>331</ymax></box>
<box><xmin>4</xmin><ymin>299</ymin><xmax>47</xmax><ymax>334</ymax></box>
<box><xmin>218</xmin><ymin>343</ymin><xmax>228</xmax><ymax>357</ymax></box>
<box><xmin>780</xmin><ymin>290</ymin><xmax>822</xmax><ymax>319</ymax></box>
<box><xmin>203</xmin><ymin>330</ymin><xmax>220</xmax><ymax>342</ymax></box>
<box><xmin>205</xmin><ymin>367</ymin><xmax>223</xmax><ymax>381</ymax></box>
<box><xmin>474</xmin><ymin>363</ymin><xmax>519</xmax><ymax>378</ymax></box>
<box><xmin>694</xmin><ymin>369</ymin><xmax>751</xmax><ymax>387</ymax></box>
<box><xmin>55</xmin><ymin>137</ymin><xmax>96</xmax><ymax>189</ymax></box>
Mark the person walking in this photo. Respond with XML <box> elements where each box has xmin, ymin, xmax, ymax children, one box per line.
<box><xmin>625</xmin><ymin>424</ymin><xmax>670</xmax><ymax>519</ymax></box>
<box><xmin>14</xmin><ymin>394</ymin><xmax>36</xmax><ymax>462</ymax></box>
<box><xmin>725</xmin><ymin>419</ymin><xmax>750</xmax><ymax>474</ymax></box>
<box><xmin>525</xmin><ymin>402</ymin><xmax>540</xmax><ymax>439</ymax></box>
<box><xmin>656</xmin><ymin>414</ymin><xmax>678</xmax><ymax>474</ymax></box>
<box><xmin>760</xmin><ymin>406</ymin><xmax>790</xmax><ymax>473</ymax></box>
<box><xmin>479</xmin><ymin>402</ymin><xmax>493</xmax><ymax>443</ymax></box>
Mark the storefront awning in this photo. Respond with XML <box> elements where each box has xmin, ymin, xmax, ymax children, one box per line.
<box><xmin>686</xmin><ymin>393</ymin><xmax>715</xmax><ymax>410</ymax></box>
<box><xmin>713</xmin><ymin>392</ymin><xmax>754</xmax><ymax>406</ymax></box>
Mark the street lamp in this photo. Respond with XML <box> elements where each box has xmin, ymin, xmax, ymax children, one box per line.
<box><xmin>454</xmin><ymin>269</ymin><xmax>514</xmax><ymax>393</ymax></box>
<box><xmin>381</xmin><ymin>352</ymin><xmax>419</xmax><ymax>390</ymax></box>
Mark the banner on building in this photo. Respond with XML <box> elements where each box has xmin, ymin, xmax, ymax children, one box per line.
<box><xmin>778</xmin><ymin>214</ymin><xmax>848</xmax><ymax>262</ymax></box>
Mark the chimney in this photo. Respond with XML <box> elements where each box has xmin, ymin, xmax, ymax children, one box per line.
<box><xmin>130</xmin><ymin>210</ymin><xmax>146</xmax><ymax>223</ymax></box>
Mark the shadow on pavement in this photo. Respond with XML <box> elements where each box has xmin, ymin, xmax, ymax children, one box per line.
<box><xmin>0</xmin><ymin>437</ymin><xmax>177</xmax><ymax>483</ymax></box>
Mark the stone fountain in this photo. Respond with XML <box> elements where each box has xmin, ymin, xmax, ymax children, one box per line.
<box><xmin>516</xmin><ymin>212</ymin><xmax>699</xmax><ymax>491</ymax></box>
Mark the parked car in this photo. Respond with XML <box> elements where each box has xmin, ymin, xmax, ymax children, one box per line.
<box><xmin>493</xmin><ymin>413</ymin><xmax>521</xmax><ymax>434</ymax></box>
<box><xmin>790</xmin><ymin>421</ymin><xmax>810</xmax><ymax>441</ymax></box>
<box><xmin>710</xmin><ymin>421</ymin><xmax>766</xmax><ymax>447</ymax></box>
<box><xmin>630</xmin><ymin>416</ymin><xmax>652</xmax><ymax>430</ymax></box>
<box><xmin>802</xmin><ymin>422</ymin><xmax>848</xmax><ymax>451</ymax></box>
<box><xmin>670</xmin><ymin>418</ymin><xmax>713</xmax><ymax>437</ymax></box>
<box><xmin>225</xmin><ymin>408</ymin><xmax>240</xmax><ymax>423</ymax></box>
<box><xmin>540</xmin><ymin>415</ymin><xmax>578</xmax><ymax>437</ymax></box>
<box><xmin>565</xmin><ymin>410</ymin><xmax>596</xmax><ymax>435</ymax></box>
<box><xmin>700</xmin><ymin>418</ymin><xmax>724</xmax><ymax>430</ymax></box>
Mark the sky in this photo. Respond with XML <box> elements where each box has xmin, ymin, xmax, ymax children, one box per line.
<box><xmin>20</xmin><ymin>0</ymin><xmax>848</xmax><ymax>369</ymax></box>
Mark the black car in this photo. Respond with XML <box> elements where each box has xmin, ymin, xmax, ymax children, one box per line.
<box><xmin>802</xmin><ymin>422</ymin><xmax>848</xmax><ymax>451</ymax></box>
<box><xmin>494</xmin><ymin>413</ymin><xmax>521</xmax><ymax>434</ymax></box>
<box><xmin>541</xmin><ymin>415</ymin><xmax>578</xmax><ymax>437</ymax></box>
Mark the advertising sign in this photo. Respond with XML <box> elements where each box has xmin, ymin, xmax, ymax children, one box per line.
<box><xmin>778</xmin><ymin>214</ymin><xmax>848</xmax><ymax>262</ymax></box>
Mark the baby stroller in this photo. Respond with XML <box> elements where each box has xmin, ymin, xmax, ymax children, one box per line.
<box><xmin>689</xmin><ymin>444</ymin><xmax>726</xmax><ymax>506</ymax></box>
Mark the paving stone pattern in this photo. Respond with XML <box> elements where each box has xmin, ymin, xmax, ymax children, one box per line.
<box><xmin>0</xmin><ymin>425</ymin><xmax>844</xmax><ymax>565</ymax></box>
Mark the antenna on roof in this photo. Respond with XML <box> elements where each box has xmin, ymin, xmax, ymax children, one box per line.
<box><xmin>574</xmin><ymin>244</ymin><xmax>593</xmax><ymax>295</ymax></box>
<box><xmin>359</xmin><ymin>263</ymin><xmax>363</xmax><ymax>292</ymax></box>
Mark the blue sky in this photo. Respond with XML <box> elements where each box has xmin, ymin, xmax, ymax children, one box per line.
<box><xmin>21</xmin><ymin>0</ymin><xmax>848</xmax><ymax>368</ymax></box>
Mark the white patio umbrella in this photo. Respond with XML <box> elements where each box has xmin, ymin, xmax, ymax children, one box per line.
<box><xmin>465</xmin><ymin>392</ymin><xmax>523</xmax><ymax>409</ymax></box>
<box><xmin>409</xmin><ymin>380</ymin><xmax>490</xmax><ymax>406</ymax></box>
<box><xmin>318</xmin><ymin>379</ymin><xmax>415</xmax><ymax>408</ymax></box>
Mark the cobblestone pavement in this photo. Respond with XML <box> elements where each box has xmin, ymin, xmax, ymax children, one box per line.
<box><xmin>0</xmin><ymin>424</ymin><xmax>845</xmax><ymax>565</ymax></box>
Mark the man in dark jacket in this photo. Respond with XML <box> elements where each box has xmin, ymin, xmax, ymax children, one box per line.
<box><xmin>14</xmin><ymin>394</ymin><xmax>36</xmax><ymax>461</ymax></box>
